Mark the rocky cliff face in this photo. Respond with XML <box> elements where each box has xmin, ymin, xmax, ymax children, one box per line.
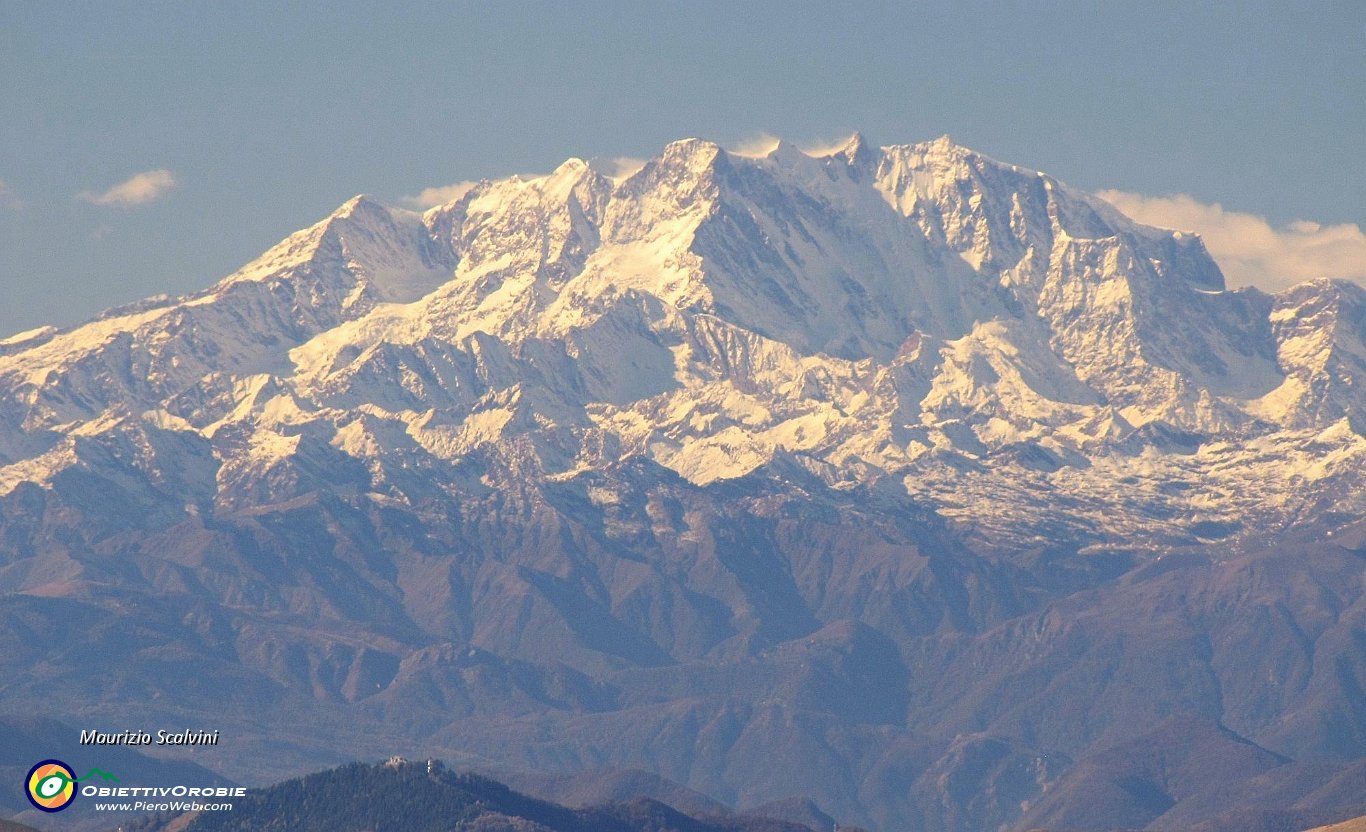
<box><xmin>1</xmin><ymin>135</ymin><xmax>1363</xmax><ymax>831</ymax></box>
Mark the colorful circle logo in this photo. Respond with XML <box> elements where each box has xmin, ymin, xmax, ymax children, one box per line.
<box><xmin>26</xmin><ymin>759</ymin><xmax>78</xmax><ymax>812</ymax></box>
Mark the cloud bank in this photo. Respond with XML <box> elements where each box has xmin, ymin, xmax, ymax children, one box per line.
<box><xmin>80</xmin><ymin>169</ymin><xmax>178</xmax><ymax>206</ymax></box>
<box><xmin>1097</xmin><ymin>190</ymin><xmax>1366</xmax><ymax>292</ymax></box>
<box><xmin>399</xmin><ymin>181</ymin><xmax>479</xmax><ymax>210</ymax></box>
<box><xmin>798</xmin><ymin>134</ymin><xmax>865</xmax><ymax>157</ymax></box>
<box><xmin>727</xmin><ymin>133</ymin><xmax>781</xmax><ymax>158</ymax></box>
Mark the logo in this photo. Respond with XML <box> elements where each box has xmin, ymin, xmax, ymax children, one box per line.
<box><xmin>26</xmin><ymin>759</ymin><xmax>78</xmax><ymax>812</ymax></box>
<box><xmin>24</xmin><ymin>761</ymin><xmax>121</xmax><ymax>813</ymax></box>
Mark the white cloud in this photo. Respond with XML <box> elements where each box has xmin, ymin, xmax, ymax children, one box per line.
<box><xmin>398</xmin><ymin>180</ymin><xmax>479</xmax><ymax>209</ymax></box>
<box><xmin>79</xmin><ymin>169</ymin><xmax>178</xmax><ymax>206</ymax></box>
<box><xmin>588</xmin><ymin>156</ymin><xmax>648</xmax><ymax>182</ymax></box>
<box><xmin>798</xmin><ymin>134</ymin><xmax>863</xmax><ymax>157</ymax></box>
<box><xmin>727</xmin><ymin>133</ymin><xmax>781</xmax><ymax>158</ymax></box>
<box><xmin>727</xmin><ymin>133</ymin><xmax>867</xmax><ymax>160</ymax></box>
<box><xmin>1097</xmin><ymin>190</ymin><xmax>1366</xmax><ymax>292</ymax></box>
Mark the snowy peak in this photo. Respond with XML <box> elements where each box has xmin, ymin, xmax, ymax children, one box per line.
<box><xmin>824</xmin><ymin>132</ymin><xmax>875</xmax><ymax>170</ymax></box>
<box><xmin>1275</xmin><ymin>277</ymin><xmax>1366</xmax><ymax>336</ymax></box>
<box><xmin>222</xmin><ymin>194</ymin><xmax>448</xmax><ymax>304</ymax></box>
<box><xmin>3</xmin><ymin>135</ymin><xmax>1365</xmax><ymax>832</ymax></box>
<box><xmin>1256</xmin><ymin>278</ymin><xmax>1366</xmax><ymax>426</ymax></box>
<box><xmin>613</xmin><ymin>138</ymin><xmax>727</xmax><ymax>215</ymax></box>
<box><xmin>0</xmin><ymin>134</ymin><xmax>1360</xmax><ymax>548</ymax></box>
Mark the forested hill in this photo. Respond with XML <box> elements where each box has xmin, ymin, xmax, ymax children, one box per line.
<box><xmin>135</xmin><ymin>761</ymin><xmax>835</xmax><ymax>832</ymax></box>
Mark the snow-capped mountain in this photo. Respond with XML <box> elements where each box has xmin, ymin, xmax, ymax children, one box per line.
<box><xmin>3</xmin><ymin>134</ymin><xmax>1362</xmax><ymax>545</ymax></box>
<box><xmin>2</xmin><ymin>136</ymin><xmax>1364</xmax><ymax>832</ymax></box>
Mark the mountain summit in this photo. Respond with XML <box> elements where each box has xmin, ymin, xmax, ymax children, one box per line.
<box><xmin>2</xmin><ymin>137</ymin><xmax>1363</xmax><ymax>832</ymax></box>
<box><xmin>3</xmin><ymin>135</ymin><xmax>1359</xmax><ymax>546</ymax></box>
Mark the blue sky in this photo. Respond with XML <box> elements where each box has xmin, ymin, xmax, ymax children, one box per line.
<box><xmin>1</xmin><ymin>1</ymin><xmax>1363</xmax><ymax>336</ymax></box>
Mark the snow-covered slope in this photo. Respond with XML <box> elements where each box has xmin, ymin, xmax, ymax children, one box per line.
<box><xmin>3</xmin><ymin>135</ymin><xmax>1365</xmax><ymax>832</ymax></box>
<box><xmin>2</xmin><ymin>134</ymin><xmax>1355</xmax><ymax>548</ymax></box>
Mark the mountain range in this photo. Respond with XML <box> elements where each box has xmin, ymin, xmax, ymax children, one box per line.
<box><xmin>1</xmin><ymin>134</ymin><xmax>1363</xmax><ymax>831</ymax></box>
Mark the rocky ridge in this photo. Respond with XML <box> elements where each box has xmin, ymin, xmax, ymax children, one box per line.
<box><xmin>1</xmin><ymin>135</ymin><xmax>1363</xmax><ymax>832</ymax></box>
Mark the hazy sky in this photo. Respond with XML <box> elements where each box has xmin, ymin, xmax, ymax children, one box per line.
<box><xmin>2</xmin><ymin>1</ymin><xmax>1363</xmax><ymax>336</ymax></box>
